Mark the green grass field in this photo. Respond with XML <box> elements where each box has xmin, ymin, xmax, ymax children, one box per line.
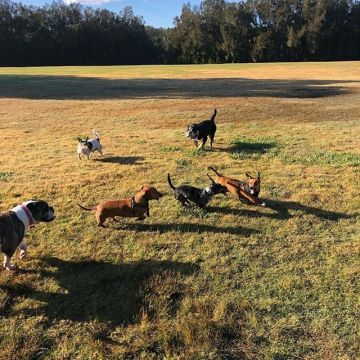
<box><xmin>0</xmin><ymin>62</ymin><xmax>359</xmax><ymax>359</ymax></box>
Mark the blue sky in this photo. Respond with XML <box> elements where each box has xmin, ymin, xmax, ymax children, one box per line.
<box><xmin>20</xmin><ymin>0</ymin><xmax>202</xmax><ymax>28</ymax></box>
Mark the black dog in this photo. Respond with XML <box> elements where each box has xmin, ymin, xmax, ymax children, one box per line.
<box><xmin>167</xmin><ymin>173</ymin><xmax>227</xmax><ymax>208</ymax></box>
<box><xmin>0</xmin><ymin>200</ymin><xmax>55</xmax><ymax>270</ymax></box>
<box><xmin>185</xmin><ymin>109</ymin><xmax>217</xmax><ymax>149</ymax></box>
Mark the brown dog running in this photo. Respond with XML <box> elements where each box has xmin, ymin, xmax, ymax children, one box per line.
<box><xmin>78</xmin><ymin>185</ymin><xmax>163</xmax><ymax>227</ymax></box>
<box><xmin>208</xmin><ymin>167</ymin><xmax>265</xmax><ymax>206</ymax></box>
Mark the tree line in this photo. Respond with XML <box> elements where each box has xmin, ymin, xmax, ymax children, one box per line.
<box><xmin>0</xmin><ymin>0</ymin><xmax>359</xmax><ymax>66</ymax></box>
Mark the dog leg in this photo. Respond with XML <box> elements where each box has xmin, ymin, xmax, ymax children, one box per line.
<box><xmin>137</xmin><ymin>215</ymin><xmax>146</xmax><ymax>221</ymax></box>
<box><xmin>199</xmin><ymin>136</ymin><xmax>207</xmax><ymax>149</ymax></box>
<box><xmin>194</xmin><ymin>140</ymin><xmax>198</xmax><ymax>148</ymax></box>
<box><xmin>3</xmin><ymin>255</ymin><xmax>16</xmax><ymax>270</ymax></box>
<box><xmin>96</xmin><ymin>213</ymin><xmax>106</xmax><ymax>227</ymax></box>
<box><xmin>112</xmin><ymin>217</ymin><xmax>119</xmax><ymax>222</ymax></box>
<box><xmin>78</xmin><ymin>153</ymin><xmax>81</xmax><ymax>160</ymax></box>
<box><xmin>98</xmin><ymin>147</ymin><xmax>103</xmax><ymax>156</ymax></box>
<box><xmin>18</xmin><ymin>242</ymin><xmax>28</xmax><ymax>260</ymax></box>
<box><xmin>210</xmin><ymin>135</ymin><xmax>215</xmax><ymax>148</ymax></box>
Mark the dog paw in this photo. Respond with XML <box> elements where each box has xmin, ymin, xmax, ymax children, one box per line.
<box><xmin>5</xmin><ymin>263</ymin><xmax>17</xmax><ymax>271</ymax></box>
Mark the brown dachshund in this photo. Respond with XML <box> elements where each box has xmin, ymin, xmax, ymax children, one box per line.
<box><xmin>78</xmin><ymin>185</ymin><xmax>163</xmax><ymax>227</ymax></box>
<box><xmin>208</xmin><ymin>167</ymin><xmax>265</xmax><ymax>206</ymax></box>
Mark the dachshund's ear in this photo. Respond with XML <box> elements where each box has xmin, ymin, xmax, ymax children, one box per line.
<box><xmin>245</xmin><ymin>173</ymin><xmax>253</xmax><ymax>179</ymax></box>
<box><xmin>85</xmin><ymin>136</ymin><xmax>89</xmax><ymax>141</ymax></box>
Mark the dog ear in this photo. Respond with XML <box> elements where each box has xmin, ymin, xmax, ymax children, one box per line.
<box><xmin>245</xmin><ymin>173</ymin><xmax>253</xmax><ymax>179</ymax></box>
<box><xmin>85</xmin><ymin>137</ymin><xmax>89</xmax><ymax>142</ymax></box>
<box><xmin>207</xmin><ymin>174</ymin><xmax>215</xmax><ymax>184</ymax></box>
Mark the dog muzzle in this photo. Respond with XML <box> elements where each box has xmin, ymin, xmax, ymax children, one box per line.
<box><xmin>185</xmin><ymin>128</ymin><xmax>199</xmax><ymax>140</ymax></box>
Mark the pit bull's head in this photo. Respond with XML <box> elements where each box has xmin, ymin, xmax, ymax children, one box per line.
<box><xmin>25</xmin><ymin>200</ymin><xmax>56</xmax><ymax>223</ymax></box>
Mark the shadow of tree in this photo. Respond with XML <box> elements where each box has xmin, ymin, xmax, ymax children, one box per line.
<box><xmin>2</xmin><ymin>257</ymin><xmax>199</xmax><ymax>327</ymax></box>
<box><xmin>209</xmin><ymin>199</ymin><xmax>355</xmax><ymax>221</ymax></box>
<box><xmin>113</xmin><ymin>222</ymin><xmax>258</xmax><ymax>236</ymax></box>
<box><xmin>0</xmin><ymin>75</ymin><xmax>355</xmax><ymax>100</ymax></box>
<box><xmin>95</xmin><ymin>156</ymin><xmax>144</xmax><ymax>165</ymax></box>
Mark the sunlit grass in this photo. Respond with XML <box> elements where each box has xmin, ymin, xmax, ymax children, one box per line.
<box><xmin>0</xmin><ymin>62</ymin><xmax>359</xmax><ymax>359</ymax></box>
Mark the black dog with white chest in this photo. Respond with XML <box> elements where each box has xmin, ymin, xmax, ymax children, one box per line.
<box><xmin>0</xmin><ymin>200</ymin><xmax>55</xmax><ymax>270</ymax></box>
<box><xmin>185</xmin><ymin>109</ymin><xmax>217</xmax><ymax>149</ymax></box>
<box><xmin>168</xmin><ymin>173</ymin><xmax>227</xmax><ymax>208</ymax></box>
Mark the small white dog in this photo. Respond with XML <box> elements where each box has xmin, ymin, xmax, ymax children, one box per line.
<box><xmin>77</xmin><ymin>130</ymin><xmax>103</xmax><ymax>160</ymax></box>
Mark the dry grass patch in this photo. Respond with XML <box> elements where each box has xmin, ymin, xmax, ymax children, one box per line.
<box><xmin>0</xmin><ymin>62</ymin><xmax>359</xmax><ymax>359</ymax></box>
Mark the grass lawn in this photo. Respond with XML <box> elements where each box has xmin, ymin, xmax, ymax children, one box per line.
<box><xmin>0</xmin><ymin>62</ymin><xmax>359</xmax><ymax>359</ymax></box>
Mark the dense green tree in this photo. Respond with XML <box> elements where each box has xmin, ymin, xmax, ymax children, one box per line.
<box><xmin>0</xmin><ymin>0</ymin><xmax>359</xmax><ymax>65</ymax></box>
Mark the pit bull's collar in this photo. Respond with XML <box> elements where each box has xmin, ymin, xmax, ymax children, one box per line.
<box><xmin>10</xmin><ymin>202</ymin><xmax>37</xmax><ymax>231</ymax></box>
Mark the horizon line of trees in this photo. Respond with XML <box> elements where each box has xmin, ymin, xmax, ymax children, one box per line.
<box><xmin>0</xmin><ymin>0</ymin><xmax>359</xmax><ymax>66</ymax></box>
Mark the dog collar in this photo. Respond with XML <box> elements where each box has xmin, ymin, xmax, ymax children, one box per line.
<box><xmin>10</xmin><ymin>203</ymin><xmax>36</xmax><ymax>231</ymax></box>
<box><xmin>130</xmin><ymin>197</ymin><xmax>149</xmax><ymax>216</ymax></box>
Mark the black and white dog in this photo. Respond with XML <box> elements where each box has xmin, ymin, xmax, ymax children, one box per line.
<box><xmin>167</xmin><ymin>173</ymin><xmax>227</xmax><ymax>208</ymax></box>
<box><xmin>0</xmin><ymin>200</ymin><xmax>55</xmax><ymax>270</ymax></box>
<box><xmin>185</xmin><ymin>109</ymin><xmax>217</xmax><ymax>149</ymax></box>
<box><xmin>77</xmin><ymin>130</ymin><xmax>103</xmax><ymax>160</ymax></box>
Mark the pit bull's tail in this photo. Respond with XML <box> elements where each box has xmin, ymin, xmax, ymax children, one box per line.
<box><xmin>77</xmin><ymin>203</ymin><xmax>96</xmax><ymax>211</ymax></box>
<box><xmin>167</xmin><ymin>174</ymin><xmax>176</xmax><ymax>190</ymax></box>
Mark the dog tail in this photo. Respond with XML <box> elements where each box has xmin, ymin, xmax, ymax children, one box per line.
<box><xmin>208</xmin><ymin>166</ymin><xmax>221</xmax><ymax>176</ymax></box>
<box><xmin>77</xmin><ymin>203</ymin><xmax>96</xmax><ymax>211</ymax></box>
<box><xmin>167</xmin><ymin>173</ymin><xmax>176</xmax><ymax>190</ymax></box>
<box><xmin>92</xmin><ymin>129</ymin><xmax>100</xmax><ymax>140</ymax></box>
<box><xmin>210</xmin><ymin>109</ymin><xmax>217</xmax><ymax>122</ymax></box>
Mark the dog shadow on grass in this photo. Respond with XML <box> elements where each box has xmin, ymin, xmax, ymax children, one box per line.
<box><xmin>113</xmin><ymin>222</ymin><xmax>258</xmax><ymax>236</ymax></box>
<box><xmin>2</xmin><ymin>257</ymin><xmax>198</xmax><ymax>328</ymax></box>
<box><xmin>95</xmin><ymin>155</ymin><xmax>144</xmax><ymax>165</ymax></box>
<box><xmin>225</xmin><ymin>139</ymin><xmax>279</xmax><ymax>156</ymax></box>
<box><xmin>209</xmin><ymin>199</ymin><xmax>354</xmax><ymax>221</ymax></box>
